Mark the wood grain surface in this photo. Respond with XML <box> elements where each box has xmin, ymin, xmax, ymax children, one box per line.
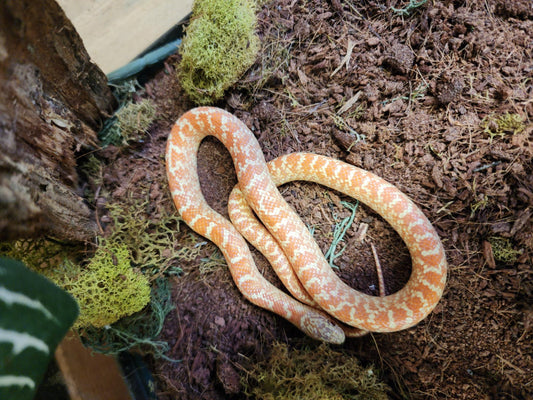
<box><xmin>57</xmin><ymin>0</ymin><xmax>193</xmax><ymax>73</ymax></box>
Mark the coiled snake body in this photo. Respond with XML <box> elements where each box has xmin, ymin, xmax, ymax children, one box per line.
<box><xmin>166</xmin><ymin>107</ymin><xmax>447</xmax><ymax>344</ymax></box>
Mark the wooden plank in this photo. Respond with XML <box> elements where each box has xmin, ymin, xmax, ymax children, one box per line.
<box><xmin>56</xmin><ymin>0</ymin><xmax>193</xmax><ymax>74</ymax></box>
<box><xmin>55</xmin><ymin>331</ymin><xmax>133</xmax><ymax>400</ymax></box>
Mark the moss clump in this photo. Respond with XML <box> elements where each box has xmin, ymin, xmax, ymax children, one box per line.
<box><xmin>488</xmin><ymin>236</ymin><xmax>521</xmax><ymax>264</ymax></box>
<box><xmin>99</xmin><ymin>98</ymin><xmax>157</xmax><ymax>146</ymax></box>
<box><xmin>0</xmin><ymin>238</ymin><xmax>76</xmax><ymax>271</ymax></box>
<box><xmin>54</xmin><ymin>244</ymin><xmax>151</xmax><ymax>328</ymax></box>
<box><xmin>0</xmin><ymin>239</ymin><xmax>151</xmax><ymax>328</ymax></box>
<box><xmin>116</xmin><ymin>99</ymin><xmax>156</xmax><ymax>142</ymax></box>
<box><xmin>243</xmin><ymin>342</ymin><xmax>389</xmax><ymax>400</ymax></box>
<box><xmin>105</xmin><ymin>201</ymin><xmax>205</xmax><ymax>278</ymax></box>
<box><xmin>480</xmin><ymin>112</ymin><xmax>525</xmax><ymax>141</ymax></box>
<box><xmin>177</xmin><ymin>0</ymin><xmax>259</xmax><ymax>104</ymax></box>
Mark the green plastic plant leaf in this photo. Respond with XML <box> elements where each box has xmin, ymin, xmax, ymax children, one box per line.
<box><xmin>0</xmin><ymin>257</ymin><xmax>79</xmax><ymax>400</ymax></box>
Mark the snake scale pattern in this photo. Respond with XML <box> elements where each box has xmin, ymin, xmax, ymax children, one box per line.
<box><xmin>166</xmin><ymin>107</ymin><xmax>447</xmax><ymax>344</ymax></box>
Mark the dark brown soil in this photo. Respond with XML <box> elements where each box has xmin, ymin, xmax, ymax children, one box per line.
<box><xmin>97</xmin><ymin>1</ymin><xmax>532</xmax><ymax>399</ymax></box>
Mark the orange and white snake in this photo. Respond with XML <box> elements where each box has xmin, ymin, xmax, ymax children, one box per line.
<box><xmin>166</xmin><ymin>107</ymin><xmax>447</xmax><ymax>344</ymax></box>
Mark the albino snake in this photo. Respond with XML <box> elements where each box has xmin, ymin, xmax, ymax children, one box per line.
<box><xmin>166</xmin><ymin>107</ymin><xmax>447</xmax><ymax>344</ymax></box>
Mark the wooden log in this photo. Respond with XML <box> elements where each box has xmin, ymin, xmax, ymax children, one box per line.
<box><xmin>0</xmin><ymin>0</ymin><xmax>115</xmax><ymax>241</ymax></box>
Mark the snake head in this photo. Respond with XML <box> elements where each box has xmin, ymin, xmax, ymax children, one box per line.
<box><xmin>300</xmin><ymin>311</ymin><xmax>346</xmax><ymax>344</ymax></box>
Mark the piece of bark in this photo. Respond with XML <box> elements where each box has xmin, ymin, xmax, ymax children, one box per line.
<box><xmin>0</xmin><ymin>0</ymin><xmax>115</xmax><ymax>241</ymax></box>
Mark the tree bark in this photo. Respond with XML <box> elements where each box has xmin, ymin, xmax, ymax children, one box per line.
<box><xmin>0</xmin><ymin>0</ymin><xmax>115</xmax><ymax>241</ymax></box>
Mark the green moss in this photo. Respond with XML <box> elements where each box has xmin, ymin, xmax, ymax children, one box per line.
<box><xmin>99</xmin><ymin>98</ymin><xmax>157</xmax><ymax>146</ymax></box>
<box><xmin>116</xmin><ymin>99</ymin><xmax>156</xmax><ymax>142</ymax></box>
<box><xmin>0</xmin><ymin>196</ymin><xmax>206</xmax><ymax>350</ymax></box>
<box><xmin>0</xmin><ymin>239</ymin><xmax>150</xmax><ymax>328</ymax></box>
<box><xmin>177</xmin><ymin>0</ymin><xmax>259</xmax><ymax>104</ymax></box>
<box><xmin>480</xmin><ymin>112</ymin><xmax>525</xmax><ymax>141</ymax></box>
<box><xmin>53</xmin><ymin>244</ymin><xmax>151</xmax><ymax>328</ymax></box>
<box><xmin>105</xmin><ymin>201</ymin><xmax>205</xmax><ymax>278</ymax></box>
<box><xmin>488</xmin><ymin>236</ymin><xmax>521</xmax><ymax>264</ymax></box>
<box><xmin>0</xmin><ymin>238</ymin><xmax>75</xmax><ymax>271</ymax></box>
<box><xmin>1</xmin><ymin>199</ymin><xmax>204</xmax><ymax>328</ymax></box>
<box><xmin>243</xmin><ymin>342</ymin><xmax>389</xmax><ymax>400</ymax></box>
<box><xmin>0</xmin><ymin>198</ymin><xmax>192</xmax><ymax>353</ymax></box>
<box><xmin>199</xmin><ymin>247</ymin><xmax>226</xmax><ymax>274</ymax></box>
